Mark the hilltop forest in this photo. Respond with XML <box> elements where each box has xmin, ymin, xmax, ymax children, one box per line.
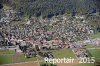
<box><xmin>0</xmin><ymin>0</ymin><xmax>100</xmax><ymax>18</ymax></box>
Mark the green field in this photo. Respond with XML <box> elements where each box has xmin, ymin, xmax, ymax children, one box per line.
<box><xmin>51</xmin><ymin>49</ymin><xmax>76</xmax><ymax>58</ymax></box>
<box><xmin>92</xmin><ymin>33</ymin><xmax>100</xmax><ymax>38</ymax></box>
<box><xmin>0</xmin><ymin>50</ymin><xmax>15</xmax><ymax>54</ymax></box>
<box><xmin>0</xmin><ymin>55</ymin><xmax>13</xmax><ymax>65</ymax></box>
<box><xmin>85</xmin><ymin>44</ymin><xmax>95</xmax><ymax>48</ymax></box>
<box><xmin>0</xmin><ymin>48</ymin><xmax>100</xmax><ymax>65</ymax></box>
<box><xmin>88</xmin><ymin>49</ymin><xmax>100</xmax><ymax>58</ymax></box>
<box><xmin>13</xmin><ymin>54</ymin><xmax>37</xmax><ymax>62</ymax></box>
<box><xmin>85</xmin><ymin>44</ymin><xmax>100</xmax><ymax>49</ymax></box>
<box><xmin>0</xmin><ymin>50</ymin><xmax>14</xmax><ymax>65</ymax></box>
<box><xmin>0</xmin><ymin>54</ymin><xmax>38</xmax><ymax>65</ymax></box>
<box><xmin>73</xmin><ymin>63</ymin><xmax>94</xmax><ymax>66</ymax></box>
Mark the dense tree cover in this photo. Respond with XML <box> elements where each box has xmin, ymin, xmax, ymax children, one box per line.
<box><xmin>0</xmin><ymin>4</ymin><xmax>3</xmax><ymax>19</ymax></box>
<box><xmin>94</xmin><ymin>0</ymin><xmax>100</xmax><ymax>12</ymax></box>
<box><xmin>1</xmin><ymin>0</ymin><xmax>100</xmax><ymax>18</ymax></box>
<box><xmin>0</xmin><ymin>4</ymin><xmax>3</xmax><ymax>9</ymax></box>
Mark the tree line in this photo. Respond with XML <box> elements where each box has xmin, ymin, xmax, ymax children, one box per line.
<box><xmin>0</xmin><ymin>0</ymin><xmax>100</xmax><ymax>18</ymax></box>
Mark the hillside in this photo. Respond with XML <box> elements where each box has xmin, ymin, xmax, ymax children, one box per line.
<box><xmin>0</xmin><ymin>0</ymin><xmax>100</xmax><ymax>18</ymax></box>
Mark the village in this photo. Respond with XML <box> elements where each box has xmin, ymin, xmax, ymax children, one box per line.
<box><xmin>0</xmin><ymin>7</ymin><xmax>100</xmax><ymax>66</ymax></box>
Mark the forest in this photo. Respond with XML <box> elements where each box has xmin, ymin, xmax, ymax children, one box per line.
<box><xmin>0</xmin><ymin>0</ymin><xmax>100</xmax><ymax>18</ymax></box>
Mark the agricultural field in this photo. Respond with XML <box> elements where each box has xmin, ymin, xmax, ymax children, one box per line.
<box><xmin>73</xmin><ymin>63</ymin><xmax>94</xmax><ymax>66</ymax></box>
<box><xmin>0</xmin><ymin>45</ymin><xmax>100</xmax><ymax>66</ymax></box>
<box><xmin>0</xmin><ymin>50</ymin><xmax>15</xmax><ymax>54</ymax></box>
<box><xmin>0</xmin><ymin>55</ymin><xmax>13</xmax><ymax>65</ymax></box>
<box><xmin>51</xmin><ymin>49</ymin><xmax>76</xmax><ymax>58</ymax></box>
<box><xmin>88</xmin><ymin>49</ymin><xmax>100</xmax><ymax>59</ymax></box>
<box><xmin>0</xmin><ymin>50</ymin><xmax>14</xmax><ymax>65</ymax></box>
<box><xmin>0</xmin><ymin>49</ymin><xmax>76</xmax><ymax>65</ymax></box>
<box><xmin>92</xmin><ymin>33</ymin><xmax>100</xmax><ymax>38</ymax></box>
<box><xmin>85</xmin><ymin>44</ymin><xmax>100</xmax><ymax>50</ymax></box>
<box><xmin>0</xmin><ymin>49</ymin><xmax>37</xmax><ymax>65</ymax></box>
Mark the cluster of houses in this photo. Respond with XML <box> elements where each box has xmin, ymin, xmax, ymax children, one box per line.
<box><xmin>83</xmin><ymin>38</ymin><xmax>100</xmax><ymax>46</ymax></box>
<box><xmin>71</xmin><ymin>38</ymin><xmax>100</xmax><ymax>58</ymax></box>
<box><xmin>0</xmin><ymin>8</ymin><xmax>99</xmax><ymax>58</ymax></box>
<box><xmin>71</xmin><ymin>44</ymin><xmax>89</xmax><ymax>57</ymax></box>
